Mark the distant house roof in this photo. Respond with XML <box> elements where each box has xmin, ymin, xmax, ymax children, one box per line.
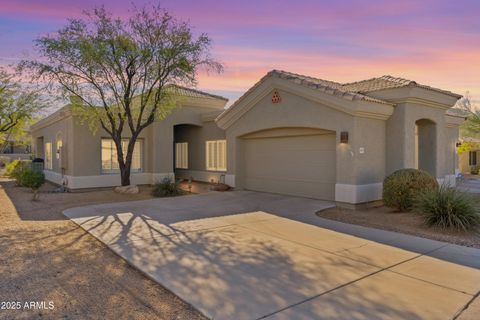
<box><xmin>446</xmin><ymin>108</ymin><xmax>469</xmax><ymax>118</ymax></box>
<box><xmin>167</xmin><ymin>85</ymin><xmax>228</xmax><ymax>102</ymax></box>
<box><xmin>342</xmin><ymin>75</ymin><xmax>462</xmax><ymax>99</ymax></box>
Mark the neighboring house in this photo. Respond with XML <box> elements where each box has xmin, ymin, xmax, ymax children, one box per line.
<box><xmin>0</xmin><ymin>126</ymin><xmax>32</xmax><ymax>161</ymax></box>
<box><xmin>31</xmin><ymin>71</ymin><xmax>465</xmax><ymax>206</ymax></box>
<box><xmin>458</xmin><ymin>137</ymin><xmax>480</xmax><ymax>174</ymax></box>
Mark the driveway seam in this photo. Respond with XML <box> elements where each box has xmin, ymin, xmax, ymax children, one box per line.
<box><xmin>453</xmin><ymin>290</ymin><xmax>480</xmax><ymax>319</ymax></box>
<box><xmin>386</xmin><ymin>269</ymin><xmax>474</xmax><ymax>296</ymax></box>
<box><xmin>258</xmin><ymin>244</ymin><xmax>452</xmax><ymax>319</ymax></box>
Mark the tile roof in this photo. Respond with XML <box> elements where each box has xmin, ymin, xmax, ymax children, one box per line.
<box><xmin>342</xmin><ymin>75</ymin><xmax>462</xmax><ymax>99</ymax></box>
<box><xmin>446</xmin><ymin>108</ymin><xmax>469</xmax><ymax>117</ymax></box>
<box><xmin>167</xmin><ymin>84</ymin><xmax>228</xmax><ymax>101</ymax></box>
<box><xmin>269</xmin><ymin>70</ymin><xmax>394</xmax><ymax>105</ymax></box>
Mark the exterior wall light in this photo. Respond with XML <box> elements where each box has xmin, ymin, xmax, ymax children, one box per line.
<box><xmin>340</xmin><ymin>131</ymin><xmax>349</xmax><ymax>144</ymax></box>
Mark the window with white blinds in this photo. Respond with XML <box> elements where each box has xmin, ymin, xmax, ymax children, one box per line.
<box><xmin>101</xmin><ymin>139</ymin><xmax>143</xmax><ymax>173</ymax></box>
<box><xmin>175</xmin><ymin>142</ymin><xmax>188</xmax><ymax>169</ymax></box>
<box><xmin>206</xmin><ymin>140</ymin><xmax>227</xmax><ymax>171</ymax></box>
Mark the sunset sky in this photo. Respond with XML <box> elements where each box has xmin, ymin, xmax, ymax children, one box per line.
<box><xmin>1</xmin><ymin>0</ymin><xmax>479</xmax><ymax>106</ymax></box>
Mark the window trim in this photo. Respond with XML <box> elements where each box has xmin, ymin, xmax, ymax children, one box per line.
<box><xmin>175</xmin><ymin>142</ymin><xmax>189</xmax><ymax>169</ymax></box>
<box><xmin>101</xmin><ymin>138</ymin><xmax>144</xmax><ymax>174</ymax></box>
<box><xmin>206</xmin><ymin>140</ymin><xmax>227</xmax><ymax>172</ymax></box>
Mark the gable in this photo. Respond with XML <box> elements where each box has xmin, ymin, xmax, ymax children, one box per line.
<box><xmin>216</xmin><ymin>74</ymin><xmax>394</xmax><ymax>130</ymax></box>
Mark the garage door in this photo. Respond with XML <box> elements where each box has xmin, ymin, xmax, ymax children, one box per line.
<box><xmin>242</xmin><ymin>131</ymin><xmax>336</xmax><ymax>200</ymax></box>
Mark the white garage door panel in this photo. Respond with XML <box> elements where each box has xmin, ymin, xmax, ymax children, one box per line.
<box><xmin>242</xmin><ymin>133</ymin><xmax>336</xmax><ymax>200</ymax></box>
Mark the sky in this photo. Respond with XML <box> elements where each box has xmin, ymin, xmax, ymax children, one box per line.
<box><xmin>1</xmin><ymin>0</ymin><xmax>479</xmax><ymax>107</ymax></box>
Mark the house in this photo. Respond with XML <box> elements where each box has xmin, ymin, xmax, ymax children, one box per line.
<box><xmin>30</xmin><ymin>70</ymin><xmax>465</xmax><ymax>205</ymax></box>
<box><xmin>30</xmin><ymin>86</ymin><xmax>229</xmax><ymax>189</ymax></box>
<box><xmin>0</xmin><ymin>125</ymin><xmax>32</xmax><ymax>161</ymax></box>
<box><xmin>458</xmin><ymin>137</ymin><xmax>480</xmax><ymax>174</ymax></box>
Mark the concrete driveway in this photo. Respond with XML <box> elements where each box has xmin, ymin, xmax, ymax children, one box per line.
<box><xmin>64</xmin><ymin>191</ymin><xmax>480</xmax><ymax>320</ymax></box>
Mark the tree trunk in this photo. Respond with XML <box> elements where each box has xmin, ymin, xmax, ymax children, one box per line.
<box><xmin>116</xmin><ymin>139</ymin><xmax>134</xmax><ymax>187</ymax></box>
<box><xmin>120</xmin><ymin>167</ymin><xmax>131</xmax><ymax>186</ymax></box>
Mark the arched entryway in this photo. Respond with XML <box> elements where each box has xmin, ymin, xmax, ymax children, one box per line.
<box><xmin>415</xmin><ymin>119</ymin><xmax>436</xmax><ymax>176</ymax></box>
<box><xmin>173</xmin><ymin>123</ymin><xmax>202</xmax><ymax>179</ymax></box>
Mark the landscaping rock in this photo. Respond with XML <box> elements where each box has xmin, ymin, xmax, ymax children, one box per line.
<box><xmin>212</xmin><ymin>183</ymin><xmax>230</xmax><ymax>192</ymax></box>
<box><xmin>114</xmin><ymin>185</ymin><xmax>139</xmax><ymax>194</ymax></box>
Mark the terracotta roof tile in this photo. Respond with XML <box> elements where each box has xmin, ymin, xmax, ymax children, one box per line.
<box><xmin>342</xmin><ymin>75</ymin><xmax>461</xmax><ymax>98</ymax></box>
<box><xmin>270</xmin><ymin>70</ymin><xmax>393</xmax><ymax>105</ymax></box>
<box><xmin>167</xmin><ymin>84</ymin><xmax>228</xmax><ymax>101</ymax></box>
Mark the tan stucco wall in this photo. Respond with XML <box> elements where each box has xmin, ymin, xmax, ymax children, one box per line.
<box><xmin>459</xmin><ymin>147</ymin><xmax>480</xmax><ymax>173</ymax></box>
<box><xmin>150</xmin><ymin>106</ymin><xmax>224</xmax><ymax>176</ymax></box>
<box><xmin>174</xmin><ymin>120</ymin><xmax>225</xmax><ymax>176</ymax></box>
<box><xmin>70</xmin><ymin>120</ymin><xmax>152</xmax><ymax>176</ymax></box>
<box><xmin>30</xmin><ymin>114</ymin><xmax>75</xmax><ymax>176</ymax></box>
<box><xmin>224</xmin><ymin>89</ymin><xmax>387</xmax><ymax>189</ymax></box>
<box><xmin>31</xmin><ymin>103</ymin><xmax>225</xmax><ymax>188</ymax></box>
<box><xmin>372</xmin><ymin>87</ymin><xmax>459</xmax><ymax>178</ymax></box>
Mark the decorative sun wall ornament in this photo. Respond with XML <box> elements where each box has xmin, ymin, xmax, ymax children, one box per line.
<box><xmin>272</xmin><ymin>90</ymin><xmax>281</xmax><ymax>103</ymax></box>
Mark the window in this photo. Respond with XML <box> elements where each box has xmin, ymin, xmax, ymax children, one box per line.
<box><xmin>206</xmin><ymin>140</ymin><xmax>226</xmax><ymax>171</ymax></box>
<box><xmin>469</xmin><ymin>151</ymin><xmax>477</xmax><ymax>166</ymax></box>
<box><xmin>56</xmin><ymin>140</ymin><xmax>62</xmax><ymax>160</ymax></box>
<box><xmin>101</xmin><ymin>139</ymin><xmax>143</xmax><ymax>173</ymax></box>
<box><xmin>175</xmin><ymin>142</ymin><xmax>188</xmax><ymax>169</ymax></box>
<box><xmin>45</xmin><ymin>142</ymin><xmax>52</xmax><ymax>170</ymax></box>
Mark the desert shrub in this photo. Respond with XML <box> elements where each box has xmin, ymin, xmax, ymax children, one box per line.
<box><xmin>5</xmin><ymin>160</ymin><xmax>32</xmax><ymax>181</ymax></box>
<box><xmin>383</xmin><ymin>169</ymin><xmax>438</xmax><ymax>211</ymax></box>
<box><xmin>152</xmin><ymin>177</ymin><xmax>186</xmax><ymax>197</ymax></box>
<box><xmin>18</xmin><ymin>169</ymin><xmax>45</xmax><ymax>200</ymax></box>
<box><xmin>414</xmin><ymin>185</ymin><xmax>480</xmax><ymax>230</ymax></box>
<box><xmin>0</xmin><ymin>156</ymin><xmax>11</xmax><ymax>167</ymax></box>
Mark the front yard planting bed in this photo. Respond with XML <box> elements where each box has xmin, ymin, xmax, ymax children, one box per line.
<box><xmin>0</xmin><ymin>178</ymin><xmax>206</xmax><ymax>319</ymax></box>
<box><xmin>318</xmin><ymin>203</ymin><xmax>480</xmax><ymax>249</ymax></box>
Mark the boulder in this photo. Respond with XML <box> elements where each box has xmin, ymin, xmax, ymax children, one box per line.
<box><xmin>114</xmin><ymin>185</ymin><xmax>139</xmax><ymax>194</ymax></box>
<box><xmin>212</xmin><ymin>183</ymin><xmax>230</xmax><ymax>192</ymax></box>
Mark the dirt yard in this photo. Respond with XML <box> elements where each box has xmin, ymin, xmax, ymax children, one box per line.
<box><xmin>318</xmin><ymin>204</ymin><xmax>480</xmax><ymax>249</ymax></box>
<box><xmin>0</xmin><ymin>178</ymin><xmax>206</xmax><ymax>320</ymax></box>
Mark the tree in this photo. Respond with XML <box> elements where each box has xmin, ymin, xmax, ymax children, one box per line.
<box><xmin>21</xmin><ymin>4</ymin><xmax>222</xmax><ymax>186</ymax></box>
<box><xmin>0</xmin><ymin>69</ymin><xmax>42</xmax><ymax>136</ymax></box>
<box><xmin>457</xmin><ymin>92</ymin><xmax>480</xmax><ymax>138</ymax></box>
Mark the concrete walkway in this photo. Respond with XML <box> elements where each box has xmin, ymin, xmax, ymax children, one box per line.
<box><xmin>457</xmin><ymin>175</ymin><xmax>480</xmax><ymax>193</ymax></box>
<box><xmin>64</xmin><ymin>191</ymin><xmax>480</xmax><ymax>319</ymax></box>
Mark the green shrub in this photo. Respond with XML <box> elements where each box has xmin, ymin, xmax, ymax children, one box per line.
<box><xmin>414</xmin><ymin>185</ymin><xmax>480</xmax><ymax>230</ymax></box>
<box><xmin>5</xmin><ymin>160</ymin><xmax>32</xmax><ymax>181</ymax></box>
<box><xmin>18</xmin><ymin>169</ymin><xmax>45</xmax><ymax>200</ymax></box>
<box><xmin>152</xmin><ymin>177</ymin><xmax>186</xmax><ymax>197</ymax></box>
<box><xmin>383</xmin><ymin>169</ymin><xmax>438</xmax><ymax>211</ymax></box>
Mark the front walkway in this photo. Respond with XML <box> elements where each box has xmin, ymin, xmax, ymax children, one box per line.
<box><xmin>64</xmin><ymin>191</ymin><xmax>480</xmax><ymax>319</ymax></box>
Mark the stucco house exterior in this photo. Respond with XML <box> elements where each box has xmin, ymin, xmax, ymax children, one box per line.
<box><xmin>458</xmin><ymin>137</ymin><xmax>480</xmax><ymax>174</ymax></box>
<box><xmin>31</xmin><ymin>70</ymin><xmax>465</xmax><ymax>205</ymax></box>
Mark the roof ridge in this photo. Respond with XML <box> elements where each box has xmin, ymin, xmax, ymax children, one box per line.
<box><xmin>342</xmin><ymin>76</ymin><xmax>381</xmax><ymax>87</ymax></box>
<box><xmin>271</xmin><ymin>69</ymin><xmax>343</xmax><ymax>87</ymax></box>
<box><xmin>378</xmin><ymin>75</ymin><xmax>415</xmax><ymax>85</ymax></box>
<box><xmin>167</xmin><ymin>84</ymin><xmax>229</xmax><ymax>101</ymax></box>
